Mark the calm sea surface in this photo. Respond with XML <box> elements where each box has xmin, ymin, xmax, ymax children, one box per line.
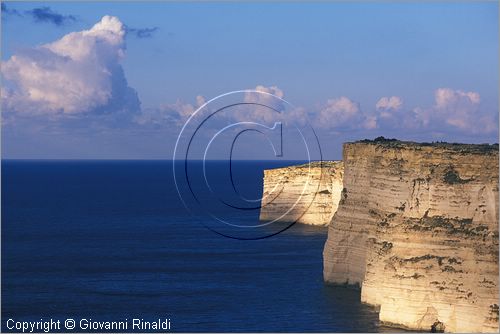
<box><xmin>2</xmin><ymin>160</ymin><xmax>382</xmax><ymax>332</ymax></box>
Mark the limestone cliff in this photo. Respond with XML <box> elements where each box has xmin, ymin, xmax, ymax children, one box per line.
<box><xmin>323</xmin><ymin>138</ymin><xmax>499</xmax><ymax>332</ymax></box>
<box><xmin>259</xmin><ymin>161</ymin><xmax>343</xmax><ymax>226</ymax></box>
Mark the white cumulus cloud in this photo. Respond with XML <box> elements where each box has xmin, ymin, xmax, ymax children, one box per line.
<box><xmin>376</xmin><ymin>96</ymin><xmax>403</xmax><ymax>111</ymax></box>
<box><xmin>314</xmin><ymin>96</ymin><xmax>372</xmax><ymax>129</ymax></box>
<box><xmin>411</xmin><ymin>88</ymin><xmax>495</xmax><ymax>134</ymax></box>
<box><xmin>243</xmin><ymin>85</ymin><xmax>284</xmax><ymax>108</ymax></box>
<box><xmin>434</xmin><ymin>88</ymin><xmax>480</xmax><ymax>109</ymax></box>
<box><xmin>433</xmin><ymin>88</ymin><xmax>482</xmax><ymax>129</ymax></box>
<box><xmin>238</xmin><ymin>85</ymin><xmax>287</xmax><ymax>123</ymax></box>
<box><xmin>216</xmin><ymin>85</ymin><xmax>287</xmax><ymax>123</ymax></box>
<box><xmin>2</xmin><ymin>15</ymin><xmax>140</xmax><ymax>117</ymax></box>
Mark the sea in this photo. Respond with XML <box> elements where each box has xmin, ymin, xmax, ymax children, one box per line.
<box><xmin>2</xmin><ymin>160</ymin><xmax>384</xmax><ymax>332</ymax></box>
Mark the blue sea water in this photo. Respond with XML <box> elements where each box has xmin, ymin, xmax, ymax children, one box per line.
<box><xmin>2</xmin><ymin>160</ymin><xmax>382</xmax><ymax>332</ymax></box>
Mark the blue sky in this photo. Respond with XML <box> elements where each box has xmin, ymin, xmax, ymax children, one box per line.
<box><xmin>1</xmin><ymin>2</ymin><xmax>498</xmax><ymax>159</ymax></box>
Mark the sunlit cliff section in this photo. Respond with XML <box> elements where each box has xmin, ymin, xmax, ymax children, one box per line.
<box><xmin>323</xmin><ymin>138</ymin><xmax>499</xmax><ymax>332</ymax></box>
<box><xmin>260</xmin><ymin>161</ymin><xmax>343</xmax><ymax>226</ymax></box>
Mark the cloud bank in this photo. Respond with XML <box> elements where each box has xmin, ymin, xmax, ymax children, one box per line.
<box><xmin>2</xmin><ymin>15</ymin><xmax>140</xmax><ymax>118</ymax></box>
<box><xmin>132</xmin><ymin>84</ymin><xmax>496</xmax><ymax>140</ymax></box>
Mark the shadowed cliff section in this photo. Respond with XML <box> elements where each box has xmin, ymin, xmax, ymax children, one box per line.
<box><xmin>260</xmin><ymin>161</ymin><xmax>343</xmax><ymax>226</ymax></box>
<box><xmin>323</xmin><ymin>138</ymin><xmax>499</xmax><ymax>332</ymax></box>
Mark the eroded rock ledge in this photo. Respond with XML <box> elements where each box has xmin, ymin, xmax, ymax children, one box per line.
<box><xmin>323</xmin><ymin>138</ymin><xmax>499</xmax><ymax>332</ymax></box>
<box><xmin>259</xmin><ymin>161</ymin><xmax>343</xmax><ymax>226</ymax></box>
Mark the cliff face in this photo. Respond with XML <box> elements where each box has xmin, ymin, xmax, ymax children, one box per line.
<box><xmin>323</xmin><ymin>140</ymin><xmax>499</xmax><ymax>332</ymax></box>
<box><xmin>260</xmin><ymin>161</ymin><xmax>343</xmax><ymax>226</ymax></box>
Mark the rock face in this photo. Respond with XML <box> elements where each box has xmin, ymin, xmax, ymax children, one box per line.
<box><xmin>323</xmin><ymin>139</ymin><xmax>499</xmax><ymax>332</ymax></box>
<box><xmin>259</xmin><ymin>161</ymin><xmax>343</xmax><ymax>226</ymax></box>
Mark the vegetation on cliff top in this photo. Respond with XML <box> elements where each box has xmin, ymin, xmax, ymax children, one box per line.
<box><xmin>263</xmin><ymin>161</ymin><xmax>341</xmax><ymax>170</ymax></box>
<box><xmin>356</xmin><ymin>136</ymin><xmax>499</xmax><ymax>154</ymax></box>
<box><xmin>292</xmin><ymin>161</ymin><xmax>342</xmax><ymax>168</ymax></box>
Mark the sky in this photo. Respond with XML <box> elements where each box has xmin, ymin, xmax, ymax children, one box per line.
<box><xmin>1</xmin><ymin>1</ymin><xmax>498</xmax><ymax>160</ymax></box>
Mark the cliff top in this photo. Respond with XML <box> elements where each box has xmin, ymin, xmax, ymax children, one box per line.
<box><xmin>265</xmin><ymin>160</ymin><xmax>342</xmax><ymax>171</ymax></box>
<box><xmin>352</xmin><ymin>137</ymin><xmax>499</xmax><ymax>155</ymax></box>
<box><xmin>292</xmin><ymin>161</ymin><xmax>342</xmax><ymax>169</ymax></box>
